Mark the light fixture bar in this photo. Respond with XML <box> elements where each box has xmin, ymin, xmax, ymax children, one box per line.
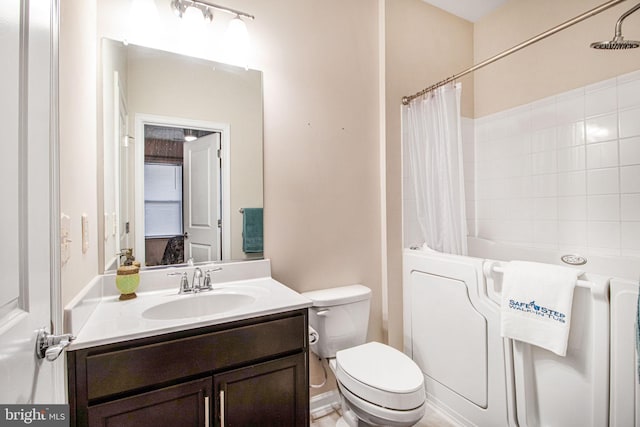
<box><xmin>186</xmin><ymin>0</ymin><xmax>254</xmax><ymax>20</ymax></box>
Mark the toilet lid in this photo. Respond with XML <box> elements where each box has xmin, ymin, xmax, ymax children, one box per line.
<box><xmin>335</xmin><ymin>342</ymin><xmax>425</xmax><ymax>410</ymax></box>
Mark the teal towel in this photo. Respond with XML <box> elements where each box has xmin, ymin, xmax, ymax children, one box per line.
<box><xmin>242</xmin><ymin>208</ymin><xmax>263</xmax><ymax>253</ymax></box>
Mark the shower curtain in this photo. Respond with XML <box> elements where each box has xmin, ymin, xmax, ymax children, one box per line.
<box><xmin>402</xmin><ymin>82</ymin><xmax>467</xmax><ymax>255</ymax></box>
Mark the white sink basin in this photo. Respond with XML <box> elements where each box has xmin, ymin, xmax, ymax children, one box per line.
<box><xmin>142</xmin><ymin>291</ymin><xmax>258</xmax><ymax>320</ymax></box>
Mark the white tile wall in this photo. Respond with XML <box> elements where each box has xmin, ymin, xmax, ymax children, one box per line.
<box><xmin>620</xmin><ymin>137</ymin><xmax>640</xmax><ymax>165</ymax></box>
<box><xmin>472</xmin><ymin>68</ymin><xmax>640</xmax><ymax>257</ymax></box>
<box><xmin>622</xmin><ymin>194</ymin><xmax>640</xmax><ymax>221</ymax></box>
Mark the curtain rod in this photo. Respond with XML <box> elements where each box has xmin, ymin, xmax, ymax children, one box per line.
<box><xmin>401</xmin><ymin>0</ymin><xmax>628</xmax><ymax>105</ymax></box>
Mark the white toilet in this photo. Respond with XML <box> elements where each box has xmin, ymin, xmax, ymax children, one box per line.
<box><xmin>303</xmin><ymin>284</ymin><xmax>426</xmax><ymax>427</ymax></box>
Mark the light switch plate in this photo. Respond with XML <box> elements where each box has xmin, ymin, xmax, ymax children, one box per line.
<box><xmin>60</xmin><ymin>213</ymin><xmax>71</xmax><ymax>265</ymax></box>
<box><xmin>81</xmin><ymin>214</ymin><xmax>89</xmax><ymax>254</ymax></box>
<box><xmin>104</xmin><ymin>212</ymin><xmax>109</xmax><ymax>241</ymax></box>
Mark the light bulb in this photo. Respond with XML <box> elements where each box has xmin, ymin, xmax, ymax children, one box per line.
<box><xmin>127</xmin><ymin>0</ymin><xmax>160</xmax><ymax>42</ymax></box>
<box><xmin>227</xmin><ymin>16</ymin><xmax>248</xmax><ymax>43</ymax></box>
<box><xmin>183</xmin><ymin>5</ymin><xmax>205</xmax><ymax>26</ymax></box>
<box><xmin>225</xmin><ymin>16</ymin><xmax>250</xmax><ymax>67</ymax></box>
<box><xmin>184</xmin><ymin>130</ymin><xmax>197</xmax><ymax>142</ymax></box>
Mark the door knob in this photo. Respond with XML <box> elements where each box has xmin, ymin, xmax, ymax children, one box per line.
<box><xmin>36</xmin><ymin>329</ymin><xmax>75</xmax><ymax>362</ymax></box>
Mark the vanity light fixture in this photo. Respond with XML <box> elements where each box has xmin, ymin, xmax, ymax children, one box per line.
<box><xmin>170</xmin><ymin>0</ymin><xmax>254</xmax><ymax>24</ymax></box>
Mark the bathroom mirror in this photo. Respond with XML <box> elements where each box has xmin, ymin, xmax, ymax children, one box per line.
<box><xmin>101</xmin><ymin>38</ymin><xmax>263</xmax><ymax>272</ymax></box>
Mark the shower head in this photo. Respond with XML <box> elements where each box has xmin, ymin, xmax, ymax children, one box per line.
<box><xmin>591</xmin><ymin>1</ymin><xmax>640</xmax><ymax>50</ymax></box>
<box><xmin>590</xmin><ymin>36</ymin><xmax>640</xmax><ymax>49</ymax></box>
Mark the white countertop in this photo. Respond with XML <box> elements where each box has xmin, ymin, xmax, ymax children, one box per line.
<box><xmin>65</xmin><ymin>260</ymin><xmax>312</xmax><ymax>350</ymax></box>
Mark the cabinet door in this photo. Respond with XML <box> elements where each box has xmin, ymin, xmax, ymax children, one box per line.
<box><xmin>88</xmin><ymin>377</ymin><xmax>212</xmax><ymax>427</ymax></box>
<box><xmin>215</xmin><ymin>353</ymin><xmax>308</xmax><ymax>427</ymax></box>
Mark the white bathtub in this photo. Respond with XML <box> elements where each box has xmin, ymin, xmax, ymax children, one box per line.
<box><xmin>403</xmin><ymin>237</ymin><xmax>639</xmax><ymax>427</ymax></box>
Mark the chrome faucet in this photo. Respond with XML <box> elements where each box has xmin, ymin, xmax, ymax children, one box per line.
<box><xmin>192</xmin><ymin>267</ymin><xmax>203</xmax><ymax>290</ymax></box>
<box><xmin>168</xmin><ymin>267</ymin><xmax>223</xmax><ymax>294</ymax></box>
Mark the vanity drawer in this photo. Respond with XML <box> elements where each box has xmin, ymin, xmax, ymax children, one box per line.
<box><xmin>82</xmin><ymin>314</ymin><xmax>305</xmax><ymax>401</ymax></box>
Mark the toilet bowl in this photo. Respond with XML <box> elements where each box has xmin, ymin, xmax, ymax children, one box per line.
<box><xmin>303</xmin><ymin>285</ymin><xmax>426</xmax><ymax>427</ymax></box>
<box><xmin>334</xmin><ymin>342</ymin><xmax>426</xmax><ymax>426</ymax></box>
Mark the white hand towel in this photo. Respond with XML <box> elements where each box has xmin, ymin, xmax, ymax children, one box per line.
<box><xmin>500</xmin><ymin>261</ymin><xmax>583</xmax><ymax>356</ymax></box>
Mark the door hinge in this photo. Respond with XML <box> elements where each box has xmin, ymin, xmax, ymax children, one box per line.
<box><xmin>218</xmin><ymin>219</ymin><xmax>222</xmax><ymax>228</ymax></box>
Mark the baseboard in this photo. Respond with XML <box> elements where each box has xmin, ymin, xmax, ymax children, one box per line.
<box><xmin>425</xmin><ymin>396</ymin><xmax>471</xmax><ymax>427</ymax></box>
<box><xmin>310</xmin><ymin>390</ymin><xmax>341</xmax><ymax>419</ymax></box>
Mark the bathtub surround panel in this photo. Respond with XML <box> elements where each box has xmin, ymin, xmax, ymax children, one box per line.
<box><xmin>609</xmin><ymin>278</ymin><xmax>640</xmax><ymax>427</ymax></box>
<box><xmin>474</xmin><ymin>69</ymin><xmax>640</xmax><ymax>258</ymax></box>
<box><xmin>403</xmin><ymin>250</ymin><xmax>509</xmax><ymax>426</ymax></box>
<box><xmin>486</xmin><ymin>256</ymin><xmax>611</xmax><ymax>427</ymax></box>
<box><xmin>403</xmin><ymin>246</ymin><xmax>613</xmax><ymax>427</ymax></box>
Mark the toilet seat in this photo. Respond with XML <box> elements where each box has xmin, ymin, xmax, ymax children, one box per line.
<box><xmin>335</xmin><ymin>342</ymin><xmax>426</xmax><ymax>411</ymax></box>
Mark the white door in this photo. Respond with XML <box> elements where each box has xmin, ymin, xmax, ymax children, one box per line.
<box><xmin>183</xmin><ymin>133</ymin><xmax>221</xmax><ymax>262</ymax></box>
<box><xmin>0</xmin><ymin>0</ymin><xmax>63</xmax><ymax>404</ymax></box>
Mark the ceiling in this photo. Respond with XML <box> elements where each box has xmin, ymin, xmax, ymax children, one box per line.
<box><xmin>422</xmin><ymin>0</ymin><xmax>508</xmax><ymax>22</ymax></box>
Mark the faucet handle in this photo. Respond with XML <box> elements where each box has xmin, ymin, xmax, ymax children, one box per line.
<box><xmin>168</xmin><ymin>272</ymin><xmax>191</xmax><ymax>294</ymax></box>
<box><xmin>200</xmin><ymin>268</ymin><xmax>223</xmax><ymax>291</ymax></box>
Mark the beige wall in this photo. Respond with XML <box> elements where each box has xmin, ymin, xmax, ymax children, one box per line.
<box><xmin>62</xmin><ymin>0</ymin><xmax>383</xmax><ymax>309</ymax></box>
<box><xmin>474</xmin><ymin>0</ymin><xmax>640</xmax><ymax>118</ymax></box>
<box><xmin>384</xmin><ymin>0</ymin><xmax>474</xmax><ymax>349</ymax></box>
<box><xmin>60</xmin><ymin>0</ymin><xmax>383</xmax><ymax>397</ymax></box>
<box><xmin>253</xmin><ymin>0</ymin><xmax>382</xmax><ymax>397</ymax></box>
<box><xmin>60</xmin><ymin>0</ymin><xmax>99</xmax><ymax>305</ymax></box>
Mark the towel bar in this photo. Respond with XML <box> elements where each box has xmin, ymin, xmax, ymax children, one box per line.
<box><xmin>488</xmin><ymin>265</ymin><xmax>593</xmax><ymax>289</ymax></box>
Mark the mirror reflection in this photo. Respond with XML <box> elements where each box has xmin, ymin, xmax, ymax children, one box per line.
<box><xmin>101</xmin><ymin>39</ymin><xmax>264</xmax><ymax>272</ymax></box>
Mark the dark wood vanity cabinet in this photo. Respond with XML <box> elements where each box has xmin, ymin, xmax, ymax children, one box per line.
<box><xmin>67</xmin><ymin>309</ymin><xmax>309</xmax><ymax>427</ymax></box>
<box><xmin>87</xmin><ymin>377</ymin><xmax>212</xmax><ymax>426</ymax></box>
<box><xmin>214</xmin><ymin>353</ymin><xmax>307</xmax><ymax>426</ymax></box>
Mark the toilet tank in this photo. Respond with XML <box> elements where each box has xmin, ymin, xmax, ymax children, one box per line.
<box><xmin>303</xmin><ymin>285</ymin><xmax>371</xmax><ymax>358</ymax></box>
